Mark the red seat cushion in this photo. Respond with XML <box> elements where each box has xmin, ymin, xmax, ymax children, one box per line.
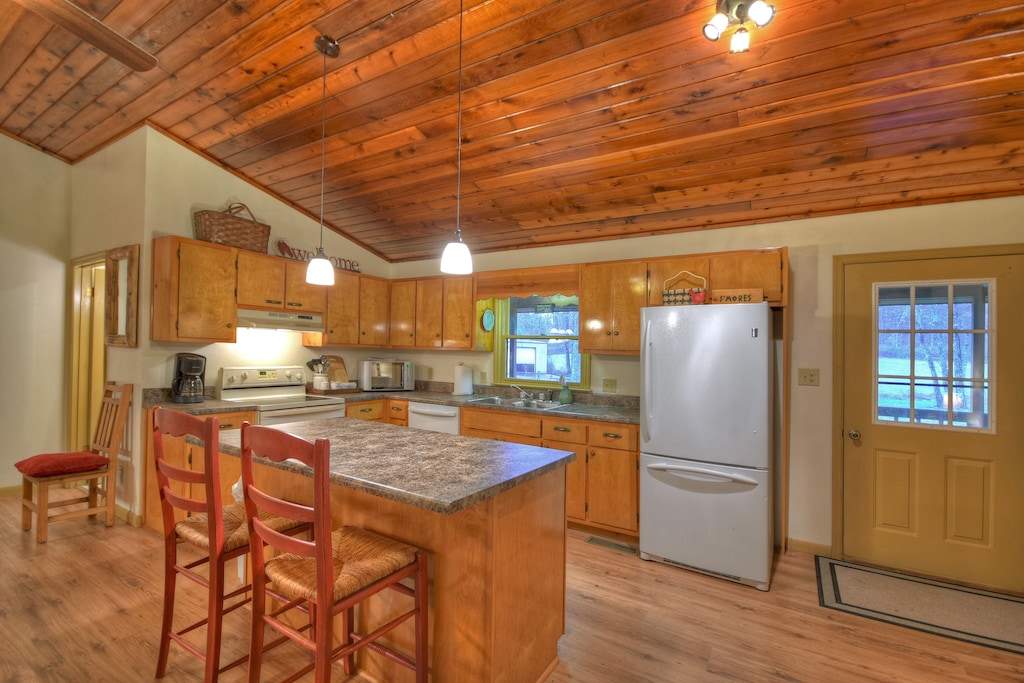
<box><xmin>15</xmin><ymin>451</ymin><xmax>109</xmax><ymax>478</ymax></box>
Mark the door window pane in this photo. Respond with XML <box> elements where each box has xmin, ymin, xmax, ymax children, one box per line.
<box><xmin>874</xmin><ymin>281</ymin><xmax>992</xmax><ymax>431</ymax></box>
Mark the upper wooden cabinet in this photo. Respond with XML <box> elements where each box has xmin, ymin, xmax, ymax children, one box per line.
<box><xmin>151</xmin><ymin>236</ymin><xmax>237</xmax><ymax>342</ymax></box>
<box><xmin>389</xmin><ymin>279</ymin><xmax>417</xmax><ymax>348</ymax></box>
<box><xmin>237</xmin><ymin>251</ymin><xmax>325</xmax><ymax>312</ymax></box>
<box><xmin>442</xmin><ymin>276</ymin><xmax>474</xmax><ymax>349</ymax></box>
<box><xmin>415</xmin><ymin>278</ymin><xmax>444</xmax><ymax>347</ymax></box>
<box><xmin>389</xmin><ymin>276</ymin><xmax>474</xmax><ymax>350</ymax></box>
<box><xmin>323</xmin><ymin>270</ymin><xmax>361</xmax><ymax>346</ymax></box>
<box><xmin>579</xmin><ymin>261</ymin><xmax>648</xmax><ymax>354</ymax></box>
<box><xmin>359</xmin><ymin>276</ymin><xmax>389</xmax><ymax>346</ymax></box>
<box><xmin>647</xmin><ymin>256</ymin><xmax>711</xmax><ymax>307</ymax></box>
<box><xmin>709</xmin><ymin>249</ymin><xmax>786</xmax><ymax>305</ymax></box>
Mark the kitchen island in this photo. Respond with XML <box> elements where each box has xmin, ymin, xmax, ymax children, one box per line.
<box><xmin>218</xmin><ymin>417</ymin><xmax>574</xmax><ymax>683</ymax></box>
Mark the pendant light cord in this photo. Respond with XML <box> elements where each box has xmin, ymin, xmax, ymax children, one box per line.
<box><xmin>455</xmin><ymin>0</ymin><xmax>464</xmax><ymax>232</ymax></box>
<box><xmin>318</xmin><ymin>47</ymin><xmax>328</xmax><ymax>252</ymax></box>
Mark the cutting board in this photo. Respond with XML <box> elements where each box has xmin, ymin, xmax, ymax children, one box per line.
<box><xmin>325</xmin><ymin>355</ymin><xmax>349</xmax><ymax>383</ymax></box>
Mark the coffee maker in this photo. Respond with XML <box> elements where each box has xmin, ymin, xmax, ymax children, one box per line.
<box><xmin>171</xmin><ymin>353</ymin><xmax>206</xmax><ymax>404</ymax></box>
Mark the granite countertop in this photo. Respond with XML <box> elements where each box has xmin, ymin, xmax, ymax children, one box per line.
<box><xmin>347</xmin><ymin>390</ymin><xmax>641</xmax><ymax>424</ymax></box>
<box><xmin>216</xmin><ymin>418</ymin><xmax>574</xmax><ymax>515</ymax></box>
<box><xmin>145</xmin><ymin>388</ymin><xmax>640</xmax><ymax>424</ymax></box>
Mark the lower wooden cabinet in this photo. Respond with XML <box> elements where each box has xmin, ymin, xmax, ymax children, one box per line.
<box><xmin>346</xmin><ymin>400</ymin><xmax>384</xmax><ymax>422</ymax></box>
<box><xmin>143</xmin><ymin>408</ymin><xmax>254</xmax><ymax>532</ymax></box>
<box><xmin>461</xmin><ymin>407</ymin><xmax>542</xmax><ymax>446</ymax></box>
<box><xmin>385</xmin><ymin>399</ymin><xmax>408</xmax><ymax>426</ymax></box>
<box><xmin>541</xmin><ymin>418</ymin><xmax>588</xmax><ymax>521</ymax></box>
<box><xmin>544</xmin><ymin>417</ymin><xmax>638</xmax><ymax>537</ymax></box>
<box><xmin>466</xmin><ymin>408</ymin><xmax>639</xmax><ymax>538</ymax></box>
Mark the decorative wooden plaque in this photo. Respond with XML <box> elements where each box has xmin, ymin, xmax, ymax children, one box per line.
<box><xmin>707</xmin><ymin>288</ymin><xmax>764</xmax><ymax>304</ymax></box>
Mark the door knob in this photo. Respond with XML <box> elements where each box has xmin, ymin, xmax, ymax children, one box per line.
<box><xmin>848</xmin><ymin>428</ymin><xmax>861</xmax><ymax>440</ymax></box>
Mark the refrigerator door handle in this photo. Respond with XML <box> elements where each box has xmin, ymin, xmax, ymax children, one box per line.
<box><xmin>641</xmin><ymin>319</ymin><xmax>653</xmax><ymax>442</ymax></box>
<box><xmin>646</xmin><ymin>463</ymin><xmax>759</xmax><ymax>486</ymax></box>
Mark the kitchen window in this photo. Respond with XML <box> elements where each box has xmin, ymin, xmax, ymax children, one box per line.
<box><xmin>874</xmin><ymin>280</ymin><xmax>993</xmax><ymax>431</ymax></box>
<box><xmin>494</xmin><ymin>295</ymin><xmax>589</xmax><ymax>390</ymax></box>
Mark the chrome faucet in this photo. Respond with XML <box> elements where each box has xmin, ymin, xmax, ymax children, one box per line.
<box><xmin>510</xmin><ymin>384</ymin><xmax>534</xmax><ymax>399</ymax></box>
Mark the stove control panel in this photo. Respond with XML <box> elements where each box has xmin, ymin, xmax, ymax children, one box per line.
<box><xmin>219</xmin><ymin>366</ymin><xmax>306</xmax><ymax>390</ymax></box>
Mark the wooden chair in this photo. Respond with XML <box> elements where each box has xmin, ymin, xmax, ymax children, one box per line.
<box><xmin>151</xmin><ymin>407</ymin><xmax>306</xmax><ymax>681</ymax></box>
<box><xmin>16</xmin><ymin>381</ymin><xmax>133</xmax><ymax>543</ymax></box>
<box><xmin>241</xmin><ymin>423</ymin><xmax>429</xmax><ymax>682</ymax></box>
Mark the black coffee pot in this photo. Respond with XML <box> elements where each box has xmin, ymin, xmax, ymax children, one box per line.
<box><xmin>171</xmin><ymin>353</ymin><xmax>206</xmax><ymax>404</ymax></box>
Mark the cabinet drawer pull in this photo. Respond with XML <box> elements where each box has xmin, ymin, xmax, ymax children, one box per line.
<box><xmin>602</xmin><ymin>432</ymin><xmax>623</xmax><ymax>439</ymax></box>
<box><xmin>360</xmin><ymin>407</ymin><xmax>373</xmax><ymax>413</ymax></box>
<box><xmin>391</xmin><ymin>406</ymin><xmax>402</xmax><ymax>412</ymax></box>
<box><xmin>219</xmin><ymin>422</ymin><xmax>237</xmax><ymax>429</ymax></box>
<box><xmin>554</xmin><ymin>426</ymin><xmax>572</xmax><ymax>432</ymax></box>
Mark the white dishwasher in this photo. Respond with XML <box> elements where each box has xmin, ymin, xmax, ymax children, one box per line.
<box><xmin>407</xmin><ymin>402</ymin><xmax>461</xmax><ymax>434</ymax></box>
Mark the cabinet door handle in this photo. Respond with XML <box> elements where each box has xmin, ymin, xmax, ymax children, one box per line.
<box><xmin>265</xmin><ymin>299</ymin><xmax>282</xmax><ymax>305</ymax></box>
<box><xmin>360</xmin><ymin>407</ymin><xmax>373</xmax><ymax>413</ymax></box>
<box><xmin>391</xmin><ymin>406</ymin><xmax>402</xmax><ymax>412</ymax></box>
<box><xmin>286</xmin><ymin>302</ymin><xmax>303</xmax><ymax>308</ymax></box>
<box><xmin>220</xmin><ymin>422</ymin><xmax>237</xmax><ymax>430</ymax></box>
<box><xmin>602</xmin><ymin>432</ymin><xmax>623</xmax><ymax>439</ymax></box>
<box><xmin>554</xmin><ymin>426</ymin><xmax>572</xmax><ymax>432</ymax></box>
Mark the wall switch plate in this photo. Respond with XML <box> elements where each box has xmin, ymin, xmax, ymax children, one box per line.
<box><xmin>798</xmin><ymin>368</ymin><xmax>820</xmax><ymax>386</ymax></box>
<box><xmin>602</xmin><ymin>377</ymin><xmax>617</xmax><ymax>393</ymax></box>
<box><xmin>426</xmin><ymin>367</ymin><xmax>433</xmax><ymax>380</ymax></box>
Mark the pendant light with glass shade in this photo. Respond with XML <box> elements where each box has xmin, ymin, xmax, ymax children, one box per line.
<box><xmin>440</xmin><ymin>1</ymin><xmax>473</xmax><ymax>275</ymax></box>
<box><xmin>305</xmin><ymin>35</ymin><xmax>339</xmax><ymax>286</ymax></box>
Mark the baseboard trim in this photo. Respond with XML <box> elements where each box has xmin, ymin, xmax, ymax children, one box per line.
<box><xmin>786</xmin><ymin>538</ymin><xmax>831</xmax><ymax>557</ymax></box>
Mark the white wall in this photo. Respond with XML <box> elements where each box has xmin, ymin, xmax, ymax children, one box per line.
<box><xmin>0</xmin><ymin>136</ymin><xmax>71</xmax><ymax>486</ymax></box>
<box><xmin>5</xmin><ymin>127</ymin><xmax>1022</xmax><ymax>549</ymax></box>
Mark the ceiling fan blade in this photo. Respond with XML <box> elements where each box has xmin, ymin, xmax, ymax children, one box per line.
<box><xmin>12</xmin><ymin>0</ymin><xmax>157</xmax><ymax>71</ymax></box>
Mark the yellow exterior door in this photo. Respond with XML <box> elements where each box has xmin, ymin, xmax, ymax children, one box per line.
<box><xmin>841</xmin><ymin>251</ymin><xmax>1024</xmax><ymax>593</ymax></box>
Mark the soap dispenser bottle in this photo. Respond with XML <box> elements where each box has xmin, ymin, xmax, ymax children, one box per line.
<box><xmin>557</xmin><ymin>375</ymin><xmax>573</xmax><ymax>404</ymax></box>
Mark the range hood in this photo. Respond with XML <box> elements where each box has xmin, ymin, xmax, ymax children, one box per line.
<box><xmin>236</xmin><ymin>308</ymin><xmax>324</xmax><ymax>332</ymax></box>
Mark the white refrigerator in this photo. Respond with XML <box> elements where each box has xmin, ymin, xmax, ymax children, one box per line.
<box><xmin>639</xmin><ymin>302</ymin><xmax>774</xmax><ymax>590</ymax></box>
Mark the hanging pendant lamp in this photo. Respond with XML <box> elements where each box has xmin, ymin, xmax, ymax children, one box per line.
<box><xmin>306</xmin><ymin>35</ymin><xmax>339</xmax><ymax>286</ymax></box>
<box><xmin>440</xmin><ymin>1</ymin><xmax>473</xmax><ymax>275</ymax></box>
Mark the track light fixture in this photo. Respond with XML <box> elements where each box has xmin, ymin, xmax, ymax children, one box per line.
<box><xmin>440</xmin><ymin>0</ymin><xmax>473</xmax><ymax>275</ymax></box>
<box><xmin>306</xmin><ymin>34</ymin><xmax>339</xmax><ymax>287</ymax></box>
<box><xmin>702</xmin><ymin>0</ymin><xmax>775</xmax><ymax>53</ymax></box>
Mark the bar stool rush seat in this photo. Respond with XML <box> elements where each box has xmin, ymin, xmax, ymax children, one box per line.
<box><xmin>241</xmin><ymin>423</ymin><xmax>429</xmax><ymax>682</ymax></box>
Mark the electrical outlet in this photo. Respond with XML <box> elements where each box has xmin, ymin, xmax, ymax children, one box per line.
<box><xmin>480</xmin><ymin>370</ymin><xmax>488</xmax><ymax>384</ymax></box>
<box><xmin>601</xmin><ymin>377</ymin><xmax>617</xmax><ymax>393</ymax></box>
<box><xmin>426</xmin><ymin>367</ymin><xmax>434</xmax><ymax>380</ymax></box>
<box><xmin>798</xmin><ymin>368</ymin><xmax>820</xmax><ymax>386</ymax></box>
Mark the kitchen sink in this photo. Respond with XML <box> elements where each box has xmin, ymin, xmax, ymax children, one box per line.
<box><xmin>468</xmin><ymin>396</ymin><xmax>523</xmax><ymax>406</ymax></box>
<box><xmin>467</xmin><ymin>396</ymin><xmax>563</xmax><ymax>410</ymax></box>
<box><xmin>521</xmin><ymin>400</ymin><xmax>563</xmax><ymax>409</ymax></box>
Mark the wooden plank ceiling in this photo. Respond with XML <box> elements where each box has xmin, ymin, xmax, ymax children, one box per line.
<box><xmin>1</xmin><ymin>0</ymin><xmax>1022</xmax><ymax>263</ymax></box>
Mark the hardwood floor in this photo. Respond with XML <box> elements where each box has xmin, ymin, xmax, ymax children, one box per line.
<box><xmin>2</xmin><ymin>491</ymin><xmax>1021</xmax><ymax>682</ymax></box>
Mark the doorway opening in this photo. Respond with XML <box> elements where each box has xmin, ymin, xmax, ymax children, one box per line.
<box><xmin>69</xmin><ymin>253</ymin><xmax>107</xmax><ymax>452</ymax></box>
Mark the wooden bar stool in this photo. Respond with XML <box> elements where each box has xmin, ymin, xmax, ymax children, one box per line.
<box><xmin>16</xmin><ymin>381</ymin><xmax>133</xmax><ymax>543</ymax></box>
<box><xmin>151</xmin><ymin>407</ymin><xmax>306</xmax><ymax>682</ymax></box>
<box><xmin>241</xmin><ymin>423</ymin><xmax>429</xmax><ymax>682</ymax></box>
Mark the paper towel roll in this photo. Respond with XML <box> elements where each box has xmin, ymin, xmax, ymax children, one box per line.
<box><xmin>453</xmin><ymin>364</ymin><xmax>473</xmax><ymax>395</ymax></box>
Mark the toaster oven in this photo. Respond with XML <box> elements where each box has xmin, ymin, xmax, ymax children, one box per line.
<box><xmin>359</xmin><ymin>359</ymin><xmax>415</xmax><ymax>391</ymax></box>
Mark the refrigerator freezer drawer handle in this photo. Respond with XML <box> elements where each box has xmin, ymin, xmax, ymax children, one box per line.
<box><xmin>646</xmin><ymin>463</ymin><xmax>759</xmax><ymax>486</ymax></box>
